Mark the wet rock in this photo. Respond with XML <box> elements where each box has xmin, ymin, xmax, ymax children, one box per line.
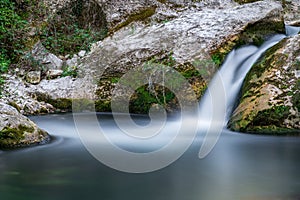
<box><xmin>229</xmin><ymin>34</ymin><xmax>300</xmax><ymax>133</ymax></box>
<box><xmin>0</xmin><ymin>102</ymin><xmax>50</xmax><ymax>149</ymax></box>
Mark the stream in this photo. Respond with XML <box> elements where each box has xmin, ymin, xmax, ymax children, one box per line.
<box><xmin>0</xmin><ymin>27</ymin><xmax>300</xmax><ymax>200</ymax></box>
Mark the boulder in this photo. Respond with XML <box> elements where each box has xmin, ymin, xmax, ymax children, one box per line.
<box><xmin>31</xmin><ymin>42</ymin><xmax>63</xmax><ymax>70</ymax></box>
<box><xmin>1</xmin><ymin>75</ymin><xmax>55</xmax><ymax>115</ymax></box>
<box><xmin>46</xmin><ymin>69</ymin><xmax>63</xmax><ymax>79</ymax></box>
<box><xmin>26</xmin><ymin>71</ymin><xmax>41</xmax><ymax>84</ymax></box>
<box><xmin>0</xmin><ymin>102</ymin><xmax>50</xmax><ymax>148</ymax></box>
<box><xmin>3</xmin><ymin>0</ymin><xmax>286</xmax><ymax>114</ymax></box>
<box><xmin>283</xmin><ymin>0</ymin><xmax>300</xmax><ymax>26</ymax></box>
<box><xmin>84</xmin><ymin>0</ymin><xmax>283</xmax><ymax>74</ymax></box>
<box><xmin>78</xmin><ymin>1</ymin><xmax>284</xmax><ymax>112</ymax></box>
<box><xmin>229</xmin><ymin>34</ymin><xmax>300</xmax><ymax>134</ymax></box>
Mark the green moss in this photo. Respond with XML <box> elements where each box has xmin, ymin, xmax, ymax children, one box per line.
<box><xmin>292</xmin><ymin>89</ymin><xmax>300</xmax><ymax>111</ymax></box>
<box><xmin>61</xmin><ymin>66</ymin><xmax>78</xmax><ymax>78</ymax></box>
<box><xmin>35</xmin><ymin>93</ymin><xmax>72</xmax><ymax>111</ymax></box>
<box><xmin>95</xmin><ymin>100</ymin><xmax>111</xmax><ymax>112</ymax></box>
<box><xmin>0</xmin><ymin>125</ymin><xmax>34</xmax><ymax>148</ymax></box>
<box><xmin>110</xmin><ymin>7</ymin><xmax>156</xmax><ymax>34</ymax></box>
<box><xmin>246</xmin><ymin>106</ymin><xmax>290</xmax><ymax>130</ymax></box>
<box><xmin>157</xmin><ymin>0</ymin><xmax>167</xmax><ymax>4</ymax></box>
<box><xmin>241</xmin><ymin>20</ymin><xmax>285</xmax><ymax>45</ymax></box>
<box><xmin>210</xmin><ymin>18</ymin><xmax>285</xmax><ymax>67</ymax></box>
<box><xmin>72</xmin><ymin>99</ymin><xmax>95</xmax><ymax>112</ymax></box>
<box><xmin>240</xmin><ymin>39</ymin><xmax>288</xmax><ymax>100</ymax></box>
<box><xmin>243</xmin><ymin>127</ymin><xmax>300</xmax><ymax>135</ymax></box>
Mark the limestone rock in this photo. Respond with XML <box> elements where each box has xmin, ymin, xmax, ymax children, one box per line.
<box><xmin>31</xmin><ymin>42</ymin><xmax>63</xmax><ymax>70</ymax></box>
<box><xmin>78</xmin><ymin>50</ymin><xmax>86</xmax><ymax>57</ymax></box>
<box><xmin>0</xmin><ymin>102</ymin><xmax>50</xmax><ymax>148</ymax></box>
<box><xmin>83</xmin><ymin>0</ymin><xmax>283</xmax><ymax>74</ymax></box>
<box><xmin>46</xmin><ymin>69</ymin><xmax>63</xmax><ymax>79</ymax></box>
<box><xmin>284</xmin><ymin>0</ymin><xmax>300</xmax><ymax>26</ymax></box>
<box><xmin>26</xmin><ymin>71</ymin><xmax>41</xmax><ymax>84</ymax></box>
<box><xmin>1</xmin><ymin>75</ymin><xmax>55</xmax><ymax>115</ymax></box>
<box><xmin>66</xmin><ymin>55</ymin><xmax>79</xmax><ymax>67</ymax></box>
<box><xmin>229</xmin><ymin>34</ymin><xmax>300</xmax><ymax>133</ymax></box>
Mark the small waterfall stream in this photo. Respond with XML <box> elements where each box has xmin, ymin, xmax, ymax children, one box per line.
<box><xmin>198</xmin><ymin>26</ymin><xmax>299</xmax><ymax>158</ymax></box>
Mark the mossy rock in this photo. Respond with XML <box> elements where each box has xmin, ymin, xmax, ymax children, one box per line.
<box><xmin>35</xmin><ymin>92</ymin><xmax>72</xmax><ymax>112</ymax></box>
<box><xmin>210</xmin><ymin>16</ymin><xmax>285</xmax><ymax>67</ymax></box>
<box><xmin>0</xmin><ymin>121</ymin><xmax>50</xmax><ymax>149</ymax></box>
<box><xmin>229</xmin><ymin>34</ymin><xmax>300</xmax><ymax>134</ymax></box>
<box><xmin>110</xmin><ymin>7</ymin><xmax>156</xmax><ymax>34</ymax></box>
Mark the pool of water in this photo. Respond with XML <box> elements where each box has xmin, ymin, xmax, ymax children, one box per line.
<box><xmin>0</xmin><ymin>113</ymin><xmax>299</xmax><ymax>200</ymax></box>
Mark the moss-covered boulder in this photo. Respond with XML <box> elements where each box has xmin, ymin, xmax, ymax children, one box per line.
<box><xmin>229</xmin><ymin>34</ymin><xmax>300</xmax><ymax>134</ymax></box>
<box><xmin>0</xmin><ymin>102</ymin><xmax>50</xmax><ymax>148</ymax></box>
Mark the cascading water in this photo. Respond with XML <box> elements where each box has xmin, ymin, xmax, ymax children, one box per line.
<box><xmin>198</xmin><ymin>26</ymin><xmax>299</xmax><ymax>158</ymax></box>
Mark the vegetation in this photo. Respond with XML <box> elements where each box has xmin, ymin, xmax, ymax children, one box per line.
<box><xmin>0</xmin><ymin>0</ymin><xmax>27</xmax><ymax>95</ymax></box>
<box><xmin>40</xmin><ymin>0</ymin><xmax>107</xmax><ymax>55</ymax></box>
<box><xmin>0</xmin><ymin>125</ymin><xmax>31</xmax><ymax>148</ymax></box>
<box><xmin>0</xmin><ymin>0</ymin><xmax>108</xmax><ymax>95</ymax></box>
<box><xmin>61</xmin><ymin>66</ymin><xmax>78</xmax><ymax>78</ymax></box>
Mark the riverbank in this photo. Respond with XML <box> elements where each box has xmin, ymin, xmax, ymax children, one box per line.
<box><xmin>0</xmin><ymin>0</ymin><xmax>299</xmax><ymax>149</ymax></box>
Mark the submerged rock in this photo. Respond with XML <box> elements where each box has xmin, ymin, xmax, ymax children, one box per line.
<box><xmin>229</xmin><ymin>34</ymin><xmax>300</xmax><ymax>134</ymax></box>
<box><xmin>0</xmin><ymin>103</ymin><xmax>50</xmax><ymax>149</ymax></box>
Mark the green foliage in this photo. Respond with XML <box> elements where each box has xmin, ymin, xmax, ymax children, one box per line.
<box><xmin>211</xmin><ymin>53</ymin><xmax>222</xmax><ymax>66</ymax></box>
<box><xmin>0</xmin><ymin>0</ymin><xmax>27</xmax><ymax>62</ymax></box>
<box><xmin>40</xmin><ymin>20</ymin><xmax>107</xmax><ymax>56</ymax></box>
<box><xmin>61</xmin><ymin>66</ymin><xmax>78</xmax><ymax>78</ymax></box>
<box><xmin>0</xmin><ymin>54</ymin><xmax>10</xmax><ymax>94</ymax></box>
<box><xmin>0</xmin><ymin>0</ymin><xmax>27</xmax><ymax>95</ymax></box>
<box><xmin>130</xmin><ymin>84</ymin><xmax>176</xmax><ymax>114</ymax></box>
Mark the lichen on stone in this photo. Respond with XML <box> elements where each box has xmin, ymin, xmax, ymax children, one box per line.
<box><xmin>229</xmin><ymin>34</ymin><xmax>300</xmax><ymax>134</ymax></box>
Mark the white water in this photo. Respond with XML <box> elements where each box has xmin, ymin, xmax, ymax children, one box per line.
<box><xmin>198</xmin><ymin>26</ymin><xmax>299</xmax><ymax>157</ymax></box>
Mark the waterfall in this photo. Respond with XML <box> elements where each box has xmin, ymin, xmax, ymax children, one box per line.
<box><xmin>198</xmin><ymin>26</ymin><xmax>299</xmax><ymax>158</ymax></box>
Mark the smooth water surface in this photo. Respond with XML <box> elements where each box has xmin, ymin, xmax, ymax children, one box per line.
<box><xmin>0</xmin><ymin>113</ymin><xmax>300</xmax><ymax>200</ymax></box>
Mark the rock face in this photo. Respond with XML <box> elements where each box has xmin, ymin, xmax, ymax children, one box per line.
<box><xmin>80</xmin><ymin>0</ymin><xmax>284</xmax><ymax>112</ymax></box>
<box><xmin>284</xmin><ymin>0</ymin><xmax>300</xmax><ymax>26</ymax></box>
<box><xmin>229</xmin><ymin>34</ymin><xmax>300</xmax><ymax>133</ymax></box>
<box><xmin>0</xmin><ymin>103</ymin><xmax>50</xmax><ymax>148</ymax></box>
<box><xmin>2</xmin><ymin>0</ymin><xmax>285</xmax><ymax>114</ymax></box>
